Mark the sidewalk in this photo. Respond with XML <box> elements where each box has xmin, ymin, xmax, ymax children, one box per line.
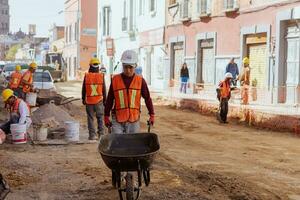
<box><xmin>152</xmin><ymin>88</ymin><xmax>300</xmax><ymax>134</ymax></box>
<box><xmin>55</xmin><ymin>80</ymin><xmax>82</xmax><ymax>99</ymax></box>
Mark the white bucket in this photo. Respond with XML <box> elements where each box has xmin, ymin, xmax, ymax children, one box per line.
<box><xmin>64</xmin><ymin>121</ymin><xmax>79</xmax><ymax>142</ymax></box>
<box><xmin>10</xmin><ymin>124</ymin><xmax>27</xmax><ymax>144</ymax></box>
<box><xmin>26</xmin><ymin>92</ymin><xmax>37</xmax><ymax>106</ymax></box>
<box><xmin>36</xmin><ymin>127</ymin><xmax>48</xmax><ymax>141</ymax></box>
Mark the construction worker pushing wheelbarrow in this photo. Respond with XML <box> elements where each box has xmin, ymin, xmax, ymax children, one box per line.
<box><xmin>99</xmin><ymin>50</ymin><xmax>159</xmax><ymax>200</ymax></box>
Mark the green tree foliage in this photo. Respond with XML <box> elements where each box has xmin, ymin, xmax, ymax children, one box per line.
<box><xmin>5</xmin><ymin>44</ymin><xmax>21</xmax><ymax>60</ymax></box>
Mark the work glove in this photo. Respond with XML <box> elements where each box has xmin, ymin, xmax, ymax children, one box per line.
<box><xmin>149</xmin><ymin>114</ymin><xmax>155</xmax><ymax>126</ymax></box>
<box><xmin>104</xmin><ymin>116</ymin><xmax>112</xmax><ymax>128</ymax></box>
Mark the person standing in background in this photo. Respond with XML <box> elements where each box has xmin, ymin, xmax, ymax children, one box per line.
<box><xmin>239</xmin><ymin>57</ymin><xmax>251</xmax><ymax>105</ymax></box>
<box><xmin>180</xmin><ymin>63</ymin><xmax>189</xmax><ymax>94</ymax></box>
<box><xmin>225</xmin><ymin>58</ymin><xmax>239</xmax><ymax>87</ymax></box>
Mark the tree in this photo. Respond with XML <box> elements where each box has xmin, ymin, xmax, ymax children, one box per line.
<box><xmin>5</xmin><ymin>44</ymin><xmax>21</xmax><ymax>60</ymax></box>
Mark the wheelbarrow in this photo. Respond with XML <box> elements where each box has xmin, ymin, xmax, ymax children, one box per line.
<box><xmin>98</xmin><ymin>123</ymin><xmax>160</xmax><ymax>200</ymax></box>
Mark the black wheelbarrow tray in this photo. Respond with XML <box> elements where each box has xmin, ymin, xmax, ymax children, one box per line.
<box><xmin>98</xmin><ymin>132</ymin><xmax>160</xmax><ymax>172</ymax></box>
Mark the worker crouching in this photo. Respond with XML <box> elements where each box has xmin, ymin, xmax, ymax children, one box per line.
<box><xmin>82</xmin><ymin>58</ymin><xmax>106</xmax><ymax>140</ymax></box>
<box><xmin>217</xmin><ymin>73</ymin><xmax>232</xmax><ymax>123</ymax></box>
<box><xmin>0</xmin><ymin>89</ymin><xmax>32</xmax><ymax>138</ymax></box>
<box><xmin>104</xmin><ymin>50</ymin><xmax>155</xmax><ymax>134</ymax></box>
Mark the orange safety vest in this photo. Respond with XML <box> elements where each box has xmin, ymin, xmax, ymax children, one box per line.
<box><xmin>10</xmin><ymin>98</ymin><xmax>30</xmax><ymax>115</ymax></box>
<box><xmin>220</xmin><ymin>81</ymin><xmax>231</xmax><ymax>98</ymax></box>
<box><xmin>84</xmin><ymin>72</ymin><xmax>104</xmax><ymax>105</ymax></box>
<box><xmin>9</xmin><ymin>72</ymin><xmax>22</xmax><ymax>89</ymax></box>
<box><xmin>112</xmin><ymin>74</ymin><xmax>142</xmax><ymax>123</ymax></box>
<box><xmin>20</xmin><ymin>70</ymin><xmax>33</xmax><ymax>93</ymax></box>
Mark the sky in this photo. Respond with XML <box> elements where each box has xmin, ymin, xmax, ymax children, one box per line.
<box><xmin>9</xmin><ymin>0</ymin><xmax>64</xmax><ymax>37</ymax></box>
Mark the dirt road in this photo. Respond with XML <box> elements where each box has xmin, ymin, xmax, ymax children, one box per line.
<box><xmin>1</xmin><ymin>89</ymin><xmax>300</xmax><ymax>199</ymax></box>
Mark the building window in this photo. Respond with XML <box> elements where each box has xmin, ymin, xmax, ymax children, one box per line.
<box><xmin>74</xmin><ymin>22</ymin><xmax>78</xmax><ymax>41</ymax></box>
<box><xmin>181</xmin><ymin>0</ymin><xmax>190</xmax><ymax>19</ymax></box>
<box><xmin>150</xmin><ymin>0</ymin><xmax>155</xmax><ymax>12</ymax></box>
<box><xmin>139</xmin><ymin>0</ymin><xmax>145</xmax><ymax>16</ymax></box>
<box><xmin>102</xmin><ymin>6</ymin><xmax>111</xmax><ymax>36</ymax></box>
<box><xmin>122</xmin><ymin>0</ymin><xmax>127</xmax><ymax>31</ymax></box>
<box><xmin>169</xmin><ymin>0</ymin><xmax>176</xmax><ymax>5</ymax></box>
<box><xmin>5</xmin><ymin>10</ymin><xmax>7</xmax><ymax>15</ymax></box>
<box><xmin>129</xmin><ymin>0</ymin><xmax>134</xmax><ymax>31</ymax></box>
<box><xmin>224</xmin><ymin>0</ymin><xmax>238</xmax><ymax>10</ymax></box>
<box><xmin>69</xmin><ymin>25</ymin><xmax>72</xmax><ymax>43</ymax></box>
<box><xmin>74</xmin><ymin>57</ymin><xmax>77</xmax><ymax>70</ymax></box>
<box><xmin>197</xmin><ymin>0</ymin><xmax>211</xmax><ymax>15</ymax></box>
<box><xmin>5</xmin><ymin>23</ymin><xmax>7</xmax><ymax>29</ymax></box>
<box><xmin>65</xmin><ymin>27</ymin><xmax>68</xmax><ymax>44</ymax></box>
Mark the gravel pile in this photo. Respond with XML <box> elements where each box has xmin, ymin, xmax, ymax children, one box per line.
<box><xmin>32</xmin><ymin>103</ymin><xmax>75</xmax><ymax>128</ymax></box>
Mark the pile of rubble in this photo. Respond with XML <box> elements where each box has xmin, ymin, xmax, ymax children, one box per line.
<box><xmin>32</xmin><ymin>102</ymin><xmax>75</xmax><ymax>129</ymax></box>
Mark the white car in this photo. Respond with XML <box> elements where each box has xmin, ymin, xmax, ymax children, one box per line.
<box><xmin>33</xmin><ymin>70</ymin><xmax>56</xmax><ymax>91</ymax></box>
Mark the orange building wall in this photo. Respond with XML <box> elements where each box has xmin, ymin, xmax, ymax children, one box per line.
<box><xmin>79</xmin><ymin>0</ymin><xmax>98</xmax><ymax>71</ymax></box>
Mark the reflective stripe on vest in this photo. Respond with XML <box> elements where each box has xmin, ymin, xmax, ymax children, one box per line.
<box><xmin>9</xmin><ymin>72</ymin><xmax>22</xmax><ymax>89</ymax></box>
<box><xmin>21</xmin><ymin>70</ymin><xmax>33</xmax><ymax>93</ymax></box>
<box><xmin>85</xmin><ymin>72</ymin><xmax>104</xmax><ymax>105</ymax></box>
<box><xmin>112</xmin><ymin>74</ymin><xmax>142</xmax><ymax>123</ymax></box>
<box><xmin>220</xmin><ymin>81</ymin><xmax>230</xmax><ymax>98</ymax></box>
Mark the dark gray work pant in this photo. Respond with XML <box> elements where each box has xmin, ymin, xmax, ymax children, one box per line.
<box><xmin>220</xmin><ymin>98</ymin><xmax>229</xmax><ymax>123</ymax></box>
<box><xmin>85</xmin><ymin>102</ymin><xmax>104</xmax><ymax>138</ymax></box>
<box><xmin>0</xmin><ymin>114</ymin><xmax>19</xmax><ymax>134</ymax></box>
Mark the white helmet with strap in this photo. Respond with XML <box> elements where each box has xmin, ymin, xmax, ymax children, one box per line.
<box><xmin>225</xmin><ymin>72</ymin><xmax>233</xmax><ymax>79</ymax></box>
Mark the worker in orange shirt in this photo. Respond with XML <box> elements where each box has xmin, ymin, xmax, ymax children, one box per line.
<box><xmin>217</xmin><ymin>73</ymin><xmax>233</xmax><ymax>123</ymax></box>
<box><xmin>8</xmin><ymin>65</ymin><xmax>22</xmax><ymax>96</ymax></box>
<box><xmin>19</xmin><ymin>62</ymin><xmax>37</xmax><ymax>100</ymax></box>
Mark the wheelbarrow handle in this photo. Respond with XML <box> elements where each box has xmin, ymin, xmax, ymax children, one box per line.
<box><xmin>147</xmin><ymin>121</ymin><xmax>151</xmax><ymax>133</ymax></box>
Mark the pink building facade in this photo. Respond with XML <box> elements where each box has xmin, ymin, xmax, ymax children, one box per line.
<box><xmin>64</xmin><ymin>0</ymin><xmax>97</xmax><ymax>80</ymax></box>
<box><xmin>165</xmin><ymin>0</ymin><xmax>300</xmax><ymax>105</ymax></box>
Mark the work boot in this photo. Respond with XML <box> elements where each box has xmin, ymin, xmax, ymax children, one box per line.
<box><xmin>88</xmin><ymin>135</ymin><xmax>97</xmax><ymax>140</ymax></box>
<box><xmin>97</xmin><ymin>131</ymin><xmax>105</xmax><ymax>138</ymax></box>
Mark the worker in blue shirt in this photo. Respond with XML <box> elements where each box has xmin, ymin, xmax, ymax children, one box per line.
<box><xmin>225</xmin><ymin>58</ymin><xmax>239</xmax><ymax>87</ymax></box>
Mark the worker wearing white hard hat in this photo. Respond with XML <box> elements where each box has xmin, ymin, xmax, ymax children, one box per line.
<box><xmin>216</xmin><ymin>73</ymin><xmax>233</xmax><ymax>123</ymax></box>
<box><xmin>104</xmin><ymin>50</ymin><xmax>155</xmax><ymax>134</ymax></box>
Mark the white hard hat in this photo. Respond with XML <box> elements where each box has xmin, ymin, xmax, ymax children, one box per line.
<box><xmin>225</xmin><ymin>72</ymin><xmax>233</xmax><ymax>79</ymax></box>
<box><xmin>121</xmin><ymin>50</ymin><xmax>138</xmax><ymax>65</ymax></box>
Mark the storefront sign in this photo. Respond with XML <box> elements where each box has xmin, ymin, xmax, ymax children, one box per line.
<box><xmin>106</xmin><ymin>37</ymin><xmax>114</xmax><ymax>57</ymax></box>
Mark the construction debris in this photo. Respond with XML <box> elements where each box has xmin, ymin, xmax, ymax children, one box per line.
<box><xmin>32</xmin><ymin>102</ymin><xmax>75</xmax><ymax>129</ymax></box>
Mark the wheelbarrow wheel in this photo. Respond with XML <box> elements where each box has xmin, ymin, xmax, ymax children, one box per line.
<box><xmin>125</xmin><ymin>173</ymin><xmax>134</xmax><ymax>200</ymax></box>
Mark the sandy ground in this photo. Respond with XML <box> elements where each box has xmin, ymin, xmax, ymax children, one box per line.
<box><xmin>0</xmin><ymin>82</ymin><xmax>300</xmax><ymax>200</ymax></box>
